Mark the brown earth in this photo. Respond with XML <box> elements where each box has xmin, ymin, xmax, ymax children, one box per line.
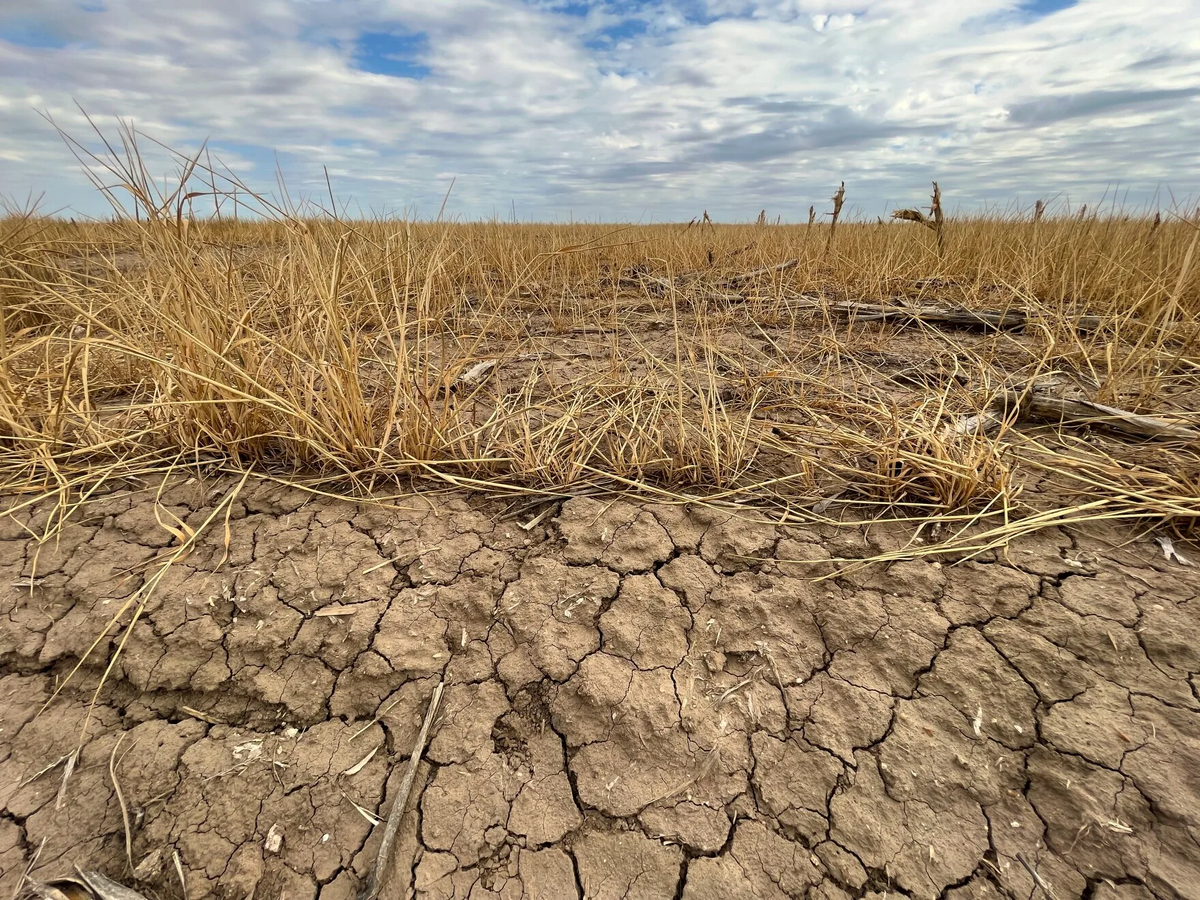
<box><xmin>1</xmin><ymin>478</ymin><xmax>1199</xmax><ymax>899</ymax></box>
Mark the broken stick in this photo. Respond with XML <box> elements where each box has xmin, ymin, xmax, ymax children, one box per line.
<box><xmin>1016</xmin><ymin>852</ymin><xmax>1057</xmax><ymax>900</ymax></box>
<box><xmin>1003</xmin><ymin>389</ymin><xmax>1200</xmax><ymax>443</ymax></box>
<box><xmin>360</xmin><ymin>680</ymin><xmax>444</xmax><ymax>900</ymax></box>
<box><xmin>947</xmin><ymin>382</ymin><xmax>1200</xmax><ymax>444</ymax></box>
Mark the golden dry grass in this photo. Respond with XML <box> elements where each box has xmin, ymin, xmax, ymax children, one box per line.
<box><xmin>3</xmin><ymin>132</ymin><xmax>1200</xmax><ymax>550</ymax></box>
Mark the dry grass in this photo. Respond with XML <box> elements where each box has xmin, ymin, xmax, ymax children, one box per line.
<box><xmin>3</xmin><ymin>128</ymin><xmax>1200</xmax><ymax>549</ymax></box>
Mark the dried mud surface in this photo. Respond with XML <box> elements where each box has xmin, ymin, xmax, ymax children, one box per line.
<box><xmin>2</xmin><ymin>479</ymin><xmax>1199</xmax><ymax>899</ymax></box>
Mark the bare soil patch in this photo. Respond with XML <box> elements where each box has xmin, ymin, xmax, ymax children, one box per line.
<box><xmin>2</xmin><ymin>478</ymin><xmax>1198</xmax><ymax>899</ymax></box>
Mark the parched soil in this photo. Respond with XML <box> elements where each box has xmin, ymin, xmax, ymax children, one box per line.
<box><xmin>1</xmin><ymin>478</ymin><xmax>1198</xmax><ymax>899</ymax></box>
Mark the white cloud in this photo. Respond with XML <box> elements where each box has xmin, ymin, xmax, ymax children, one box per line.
<box><xmin>0</xmin><ymin>0</ymin><xmax>1197</xmax><ymax>220</ymax></box>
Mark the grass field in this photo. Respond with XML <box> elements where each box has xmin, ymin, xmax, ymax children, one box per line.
<box><xmin>3</xmin><ymin>137</ymin><xmax>1199</xmax><ymax>554</ymax></box>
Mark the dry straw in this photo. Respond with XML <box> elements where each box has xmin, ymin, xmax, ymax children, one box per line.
<box><xmin>2</xmin><ymin>122</ymin><xmax>1199</xmax><ymax>554</ymax></box>
<box><xmin>891</xmin><ymin>182</ymin><xmax>945</xmax><ymax>256</ymax></box>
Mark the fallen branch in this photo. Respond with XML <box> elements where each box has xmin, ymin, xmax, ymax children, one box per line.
<box><xmin>360</xmin><ymin>680</ymin><xmax>444</xmax><ymax>900</ymax></box>
<box><xmin>604</xmin><ymin>284</ymin><xmax>1103</xmax><ymax>333</ymax></box>
<box><xmin>947</xmin><ymin>382</ymin><xmax>1200</xmax><ymax>444</ymax></box>
<box><xmin>1003</xmin><ymin>389</ymin><xmax>1200</xmax><ymax>443</ymax></box>
<box><xmin>787</xmin><ymin>297</ymin><xmax>1103</xmax><ymax>333</ymax></box>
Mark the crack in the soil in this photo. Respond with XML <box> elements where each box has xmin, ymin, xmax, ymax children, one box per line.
<box><xmin>5</xmin><ymin>487</ymin><xmax>1200</xmax><ymax>900</ymax></box>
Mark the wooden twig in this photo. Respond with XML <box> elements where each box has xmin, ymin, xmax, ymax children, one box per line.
<box><xmin>360</xmin><ymin>681</ymin><xmax>445</xmax><ymax>900</ymax></box>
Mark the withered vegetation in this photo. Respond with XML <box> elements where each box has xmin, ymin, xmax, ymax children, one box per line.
<box><xmin>3</xmin><ymin>124</ymin><xmax>1199</xmax><ymax>551</ymax></box>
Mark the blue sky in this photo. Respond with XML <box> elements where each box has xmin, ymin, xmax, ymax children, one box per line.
<box><xmin>1</xmin><ymin>0</ymin><xmax>1197</xmax><ymax>221</ymax></box>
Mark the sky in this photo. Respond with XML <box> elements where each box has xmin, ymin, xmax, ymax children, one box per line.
<box><xmin>0</xmin><ymin>0</ymin><xmax>1197</xmax><ymax>221</ymax></box>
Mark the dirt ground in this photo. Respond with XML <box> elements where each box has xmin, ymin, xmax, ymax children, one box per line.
<box><xmin>1</xmin><ymin>478</ymin><xmax>1199</xmax><ymax>900</ymax></box>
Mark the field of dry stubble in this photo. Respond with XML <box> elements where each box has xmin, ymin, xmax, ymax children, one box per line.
<box><xmin>2</xmin><ymin>147</ymin><xmax>1200</xmax><ymax>900</ymax></box>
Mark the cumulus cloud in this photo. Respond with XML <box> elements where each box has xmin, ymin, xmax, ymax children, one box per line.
<box><xmin>0</xmin><ymin>0</ymin><xmax>1197</xmax><ymax>219</ymax></box>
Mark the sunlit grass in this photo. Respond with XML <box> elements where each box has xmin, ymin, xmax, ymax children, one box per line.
<box><xmin>2</xmin><ymin>122</ymin><xmax>1199</xmax><ymax>545</ymax></box>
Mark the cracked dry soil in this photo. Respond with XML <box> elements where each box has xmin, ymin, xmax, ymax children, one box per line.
<box><xmin>2</xmin><ymin>480</ymin><xmax>1199</xmax><ymax>900</ymax></box>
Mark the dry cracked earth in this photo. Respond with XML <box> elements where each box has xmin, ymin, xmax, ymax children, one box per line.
<box><xmin>1</xmin><ymin>479</ymin><xmax>1199</xmax><ymax>900</ymax></box>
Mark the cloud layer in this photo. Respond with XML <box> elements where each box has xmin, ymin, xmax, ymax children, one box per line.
<box><xmin>1</xmin><ymin>0</ymin><xmax>1197</xmax><ymax>220</ymax></box>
